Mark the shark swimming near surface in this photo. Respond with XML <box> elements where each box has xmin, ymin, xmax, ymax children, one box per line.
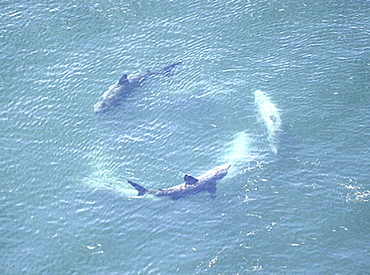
<box><xmin>254</xmin><ymin>90</ymin><xmax>281</xmax><ymax>154</ymax></box>
<box><xmin>94</xmin><ymin>62</ymin><xmax>181</xmax><ymax>113</ymax></box>
<box><xmin>128</xmin><ymin>164</ymin><xmax>231</xmax><ymax>200</ymax></box>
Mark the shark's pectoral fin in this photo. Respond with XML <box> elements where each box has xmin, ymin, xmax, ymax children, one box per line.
<box><xmin>208</xmin><ymin>186</ymin><xmax>217</xmax><ymax>194</ymax></box>
<box><xmin>184</xmin><ymin>174</ymin><xmax>198</xmax><ymax>185</ymax></box>
<box><xmin>208</xmin><ymin>186</ymin><xmax>217</xmax><ymax>199</ymax></box>
<box><xmin>118</xmin><ymin>74</ymin><xmax>129</xmax><ymax>85</ymax></box>
<box><xmin>170</xmin><ymin>195</ymin><xmax>181</xmax><ymax>200</ymax></box>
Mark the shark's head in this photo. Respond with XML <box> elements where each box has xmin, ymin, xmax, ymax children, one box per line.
<box><xmin>213</xmin><ymin>164</ymin><xmax>231</xmax><ymax>180</ymax></box>
<box><xmin>94</xmin><ymin>100</ymin><xmax>110</xmax><ymax>113</ymax></box>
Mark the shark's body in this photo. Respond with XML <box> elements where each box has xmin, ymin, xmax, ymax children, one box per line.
<box><xmin>94</xmin><ymin>62</ymin><xmax>181</xmax><ymax>113</ymax></box>
<box><xmin>254</xmin><ymin>90</ymin><xmax>281</xmax><ymax>154</ymax></box>
<box><xmin>128</xmin><ymin>164</ymin><xmax>231</xmax><ymax>200</ymax></box>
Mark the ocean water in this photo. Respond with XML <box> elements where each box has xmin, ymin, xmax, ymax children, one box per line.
<box><xmin>1</xmin><ymin>0</ymin><xmax>369</xmax><ymax>274</ymax></box>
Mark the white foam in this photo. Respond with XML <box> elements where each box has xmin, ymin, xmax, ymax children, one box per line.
<box><xmin>222</xmin><ymin>131</ymin><xmax>257</xmax><ymax>176</ymax></box>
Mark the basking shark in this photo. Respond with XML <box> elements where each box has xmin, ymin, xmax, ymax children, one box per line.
<box><xmin>254</xmin><ymin>90</ymin><xmax>281</xmax><ymax>154</ymax></box>
<box><xmin>128</xmin><ymin>164</ymin><xmax>231</xmax><ymax>200</ymax></box>
<box><xmin>94</xmin><ymin>62</ymin><xmax>181</xmax><ymax>113</ymax></box>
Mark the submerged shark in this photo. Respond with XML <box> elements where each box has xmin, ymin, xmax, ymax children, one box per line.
<box><xmin>254</xmin><ymin>90</ymin><xmax>281</xmax><ymax>154</ymax></box>
<box><xmin>128</xmin><ymin>164</ymin><xmax>231</xmax><ymax>200</ymax></box>
<box><xmin>94</xmin><ymin>62</ymin><xmax>181</xmax><ymax>113</ymax></box>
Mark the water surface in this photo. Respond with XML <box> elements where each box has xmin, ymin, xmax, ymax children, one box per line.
<box><xmin>1</xmin><ymin>0</ymin><xmax>369</xmax><ymax>274</ymax></box>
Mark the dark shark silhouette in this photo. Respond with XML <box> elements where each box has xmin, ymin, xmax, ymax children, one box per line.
<box><xmin>94</xmin><ymin>62</ymin><xmax>181</xmax><ymax>113</ymax></box>
<box><xmin>128</xmin><ymin>164</ymin><xmax>231</xmax><ymax>200</ymax></box>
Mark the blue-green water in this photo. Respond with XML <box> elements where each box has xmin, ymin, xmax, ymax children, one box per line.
<box><xmin>1</xmin><ymin>0</ymin><xmax>369</xmax><ymax>274</ymax></box>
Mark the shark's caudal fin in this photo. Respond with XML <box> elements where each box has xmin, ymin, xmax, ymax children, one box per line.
<box><xmin>160</xmin><ymin>62</ymin><xmax>182</xmax><ymax>76</ymax></box>
<box><xmin>128</xmin><ymin>180</ymin><xmax>148</xmax><ymax>196</ymax></box>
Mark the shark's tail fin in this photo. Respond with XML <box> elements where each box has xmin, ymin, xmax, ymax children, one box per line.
<box><xmin>128</xmin><ymin>180</ymin><xmax>148</xmax><ymax>196</ymax></box>
<box><xmin>160</xmin><ymin>62</ymin><xmax>182</xmax><ymax>77</ymax></box>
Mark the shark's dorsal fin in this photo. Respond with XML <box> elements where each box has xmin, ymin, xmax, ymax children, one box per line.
<box><xmin>184</xmin><ymin>174</ymin><xmax>198</xmax><ymax>185</ymax></box>
<box><xmin>118</xmin><ymin>74</ymin><xmax>129</xmax><ymax>85</ymax></box>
